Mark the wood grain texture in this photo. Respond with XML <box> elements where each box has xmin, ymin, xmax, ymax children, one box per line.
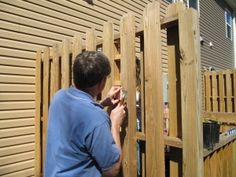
<box><xmin>61</xmin><ymin>39</ymin><xmax>70</xmax><ymax>88</ymax></box>
<box><xmin>143</xmin><ymin>2</ymin><xmax>165</xmax><ymax>177</ymax></box>
<box><xmin>35</xmin><ymin>50</ymin><xmax>42</xmax><ymax>177</ymax></box>
<box><xmin>179</xmin><ymin>9</ymin><xmax>203</xmax><ymax>177</ymax></box>
<box><xmin>102</xmin><ymin>22</ymin><xmax>114</xmax><ymax>99</ymax></box>
<box><xmin>42</xmin><ymin>47</ymin><xmax>50</xmax><ymax>166</ymax></box>
<box><xmin>120</xmin><ymin>12</ymin><xmax>137</xmax><ymax>177</ymax></box>
<box><xmin>86</xmin><ymin>28</ymin><xmax>96</xmax><ymax>51</ymax></box>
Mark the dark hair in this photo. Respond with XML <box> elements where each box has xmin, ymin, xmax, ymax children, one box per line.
<box><xmin>73</xmin><ymin>51</ymin><xmax>111</xmax><ymax>88</ymax></box>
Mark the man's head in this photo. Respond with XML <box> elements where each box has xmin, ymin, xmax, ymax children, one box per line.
<box><xmin>73</xmin><ymin>51</ymin><xmax>111</xmax><ymax>89</ymax></box>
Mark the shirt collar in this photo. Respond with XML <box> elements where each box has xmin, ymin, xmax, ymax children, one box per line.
<box><xmin>66</xmin><ymin>87</ymin><xmax>104</xmax><ymax>109</ymax></box>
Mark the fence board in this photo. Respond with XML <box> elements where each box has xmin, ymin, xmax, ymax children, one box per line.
<box><xmin>179</xmin><ymin>9</ymin><xmax>203</xmax><ymax>177</ymax></box>
<box><xmin>219</xmin><ymin>71</ymin><xmax>225</xmax><ymax>112</ymax></box>
<box><xmin>102</xmin><ymin>22</ymin><xmax>114</xmax><ymax>98</ymax></box>
<box><xmin>35</xmin><ymin>50</ymin><xmax>42</xmax><ymax>177</ymax></box>
<box><xmin>72</xmin><ymin>35</ymin><xmax>82</xmax><ymax>62</ymax></box>
<box><xmin>42</xmin><ymin>47</ymin><xmax>50</xmax><ymax>164</ymax></box>
<box><xmin>212</xmin><ymin>72</ymin><xmax>218</xmax><ymax>112</ymax></box>
<box><xmin>205</xmin><ymin>72</ymin><xmax>211</xmax><ymax>112</ymax></box>
<box><xmin>233</xmin><ymin>140</ymin><xmax>236</xmax><ymax>177</ymax></box>
<box><xmin>226</xmin><ymin>70</ymin><xmax>232</xmax><ymax>112</ymax></box>
<box><xmin>86</xmin><ymin>28</ymin><xmax>96</xmax><ymax>51</ymax></box>
<box><xmin>61</xmin><ymin>39</ymin><xmax>70</xmax><ymax>88</ymax></box>
<box><xmin>51</xmin><ymin>43</ymin><xmax>60</xmax><ymax>99</ymax></box>
<box><xmin>143</xmin><ymin>2</ymin><xmax>165</xmax><ymax>177</ymax></box>
<box><xmin>120</xmin><ymin>13</ymin><xmax>137</xmax><ymax>177</ymax></box>
<box><xmin>233</xmin><ymin>71</ymin><xmax>236</xmax><ymax>112</ymax></box>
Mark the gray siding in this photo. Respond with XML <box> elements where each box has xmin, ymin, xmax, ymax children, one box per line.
<box><xmin>199</xmin><ymin>0</ymin><xmax>234</xmax><ymax>69</ymax></box>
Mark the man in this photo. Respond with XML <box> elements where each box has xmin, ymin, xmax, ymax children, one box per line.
<box><xmin>44</xmin><ymin>51</ymin><xmax>126</xmax><ymax>177</ymax></box>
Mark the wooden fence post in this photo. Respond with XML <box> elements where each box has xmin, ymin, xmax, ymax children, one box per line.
<box><xmin>120</xmin><ymin>12</ymin><xmax>137</xmax><ymax>177</ymax></box>
<box><xmin>179</xmin><ymin>8</ymin><xmax>203</xmax><ymax>177</ymax></box>
<box><xmin>143</xmin><ymin>2</ymin><xmax>165</xmax><ymax>177</ymax></box>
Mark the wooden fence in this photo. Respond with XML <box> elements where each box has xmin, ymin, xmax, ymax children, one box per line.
<box><xmin>204</xmin><ymin>70</ymin><xmax>236</xmax><ymax>113</ymax></box>
<box><xmin>203</xmin><ymin>70</ymin><xmax>236</xmax><ymax>177</ymax></box>
<box><xmin>36</xmin><ymin>2</ymin><xmax>207</xmax><ymax>177</ymax></box>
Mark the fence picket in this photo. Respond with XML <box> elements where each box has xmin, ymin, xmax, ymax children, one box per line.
<box><xmin>86</xmin><ymin>28</ymin><xmax>96</xmax><ymax>51</ymax></box>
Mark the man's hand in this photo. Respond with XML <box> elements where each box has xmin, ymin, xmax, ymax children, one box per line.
<box><xmin>100</xmin><ymin>86</ymin><xmax>121</xmax><ymax>107</ymax></box>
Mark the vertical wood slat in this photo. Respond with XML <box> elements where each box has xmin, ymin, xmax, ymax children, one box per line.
<box><xmin>228</xmin><ymin>143</ymin><xmax>233</xmax><ymax>177</ymax></box>
<box><xmin>219</xmin><ymin>147</ymin><xmax>224</xmax><ymax>177</ymax></box>
<box><xmin>51</xmin><ymin>44</ymin><xmax>60</xmax><ymax>98</ymax></box>
<box><xmin>35</xmin><ymin>50</ymin><xmax>42</xmax><ymax>177</ymax></box>
<box><xmin>113</xmin><ymin>42</ymin><xmax>121</xmax><ymax>83</ymax></box>
<box><xmin>73</xmin><ymin>35</ymin><xmax>82</xmax><ymax>61</ymax></box>
<box><xmin>167</xmin><ymin>26</ymin><xmax>179</xmax><ymax>138</ymax></box>
<box><xmin>179</xmin><ymin>9</ymin><xmax>203</xmax><ymax>177</ymax></box>
<box><xmin>234</xmin><ymin>71</ymin><xmax>236</xmax><ymax>112</ymax></box>
<box><xmin>140</xmin><ymin>51</ymin><xmax>145</xmax><ymax>134</ymax></box>
<box><xmin>204</xmin><ymin>156</ymin><xmax>210</xmax><ymax>177</ymax></box>
<box><xmin>42</xmin><ymin>47</ymin><xmax>50</xmax><ymax>167</ymax></box>
<box><xmin>86</xmin><ymin>28</ymin><xmax>96</xmax><ymax>51</ymax></box>
<box><xmin>61</xmin><ymin>39</ymin><xmax>70</xmax><ymax>88</ymax></box>
<box><xmin>143</xmin><ymin>2</ymin><xmax>165</xmax><ymax>177</ymax></box>
<box><xmin>120</xmin><ymin>13</ymin><xmax>137</xmax><ymax>177</ymax></box>
<box><xmin>140</xmin><ymin>51</ymin><xmax>146</xmax><ymax>176</ymax></box>
<box><xmin>72</xmin><ymin>35</ymin><xmax>82</xmax><ymax>85</ymax></box>
<box><xmin>102</xmin><ymin>22</ymin><xmax>114</xmax><ymax>98</ymax></box>
<box><xmin>232</xmin><ymin>140</ymin><xmax>236</xmax><ymax>177</ymax></box>
<box><xmin>219</xmin><ymin>71</ymin><xmax>225</xmax><ymax>112</ymax></box>
<box><xmin>209</xmin><ymin>152</ymin><xmax>217</xmax><ymax>177</ymax></box>
<box><xmin>205</xmin><ymin>72</ymin><xmax>211</xmax><ymax>112</ymax></box>
<box><xmin>226</xmin><ymin>70</ymin><xmax>232</xmax><ymax>112</ymax></box>
<box><xmin>166</xmin><ymin>4</ymin><xmax>186</xmax><ymax>176</ymax></box>
<box><xmin>212</xmin><ymin>72</ymin><xmax>218</xmax><ymax>112</ymax></box>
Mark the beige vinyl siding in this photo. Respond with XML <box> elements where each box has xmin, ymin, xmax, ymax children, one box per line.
<box><xmin>200</xmin><ymin>0</ymin><xmax>234</xmax><ymax>69</ymax></box>
<box><xmin>0</xmin><ymin>0</ymin><xmax>169</xmax><ymax>176</ymax></box>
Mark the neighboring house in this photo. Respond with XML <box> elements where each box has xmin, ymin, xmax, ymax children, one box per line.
<box><xmin>167</xmin><ymin>0</ymin><xmax>236</xmax><ymax>69</ymax></box>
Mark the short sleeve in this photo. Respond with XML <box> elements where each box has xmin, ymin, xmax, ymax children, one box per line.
<box><xmin>85</xmin><ymin>121</ymin><xmax>120</xmax><ymax>171</ymax></box>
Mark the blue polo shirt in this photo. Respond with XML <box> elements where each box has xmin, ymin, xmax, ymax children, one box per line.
<box><xmin>44</xmin><ymin>87</ymin><xmax>120</xmax><ymax>177</ymax></box>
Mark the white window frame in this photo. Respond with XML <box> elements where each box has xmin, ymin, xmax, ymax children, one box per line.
<box><xmin>225</xmin><ymin>8</ymin><xmax>233</xmax><ymax>40</ymax></box>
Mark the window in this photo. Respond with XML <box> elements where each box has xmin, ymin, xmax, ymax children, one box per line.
<box><xmin>166</xmin><ymin>0</ymin><xmax>175</xmax><ymax>3</ymax></box>
<box><xmin>187</xmin><ymin>0</ymin><xmax>198</xmax><ymax>10</ymax></box>
<box><xmin>225</xmin><ymin>8</ymin><xmax>232</xmax><ymax>39</ymax></box>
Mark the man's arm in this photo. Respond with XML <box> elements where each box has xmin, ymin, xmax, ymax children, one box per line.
<box><xmin>102</xmin><ymin>124</ymin><xmax>122</xmax><ymax>177</ymax></box>
<box><xmin>102</xmin><ymin>102</ymin><xmax>126</xmax><ymax>177</ymax></box>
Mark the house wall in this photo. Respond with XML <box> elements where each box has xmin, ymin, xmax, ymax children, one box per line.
<box><xmin>0</xmin><ymin>0</ymin><xmax>168</xmax><ymax>176</ymax></box>
<box><xmin>199</xmin><ymin>0</ymin><xmax>235</xmax><ymax>69</ymax></box>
